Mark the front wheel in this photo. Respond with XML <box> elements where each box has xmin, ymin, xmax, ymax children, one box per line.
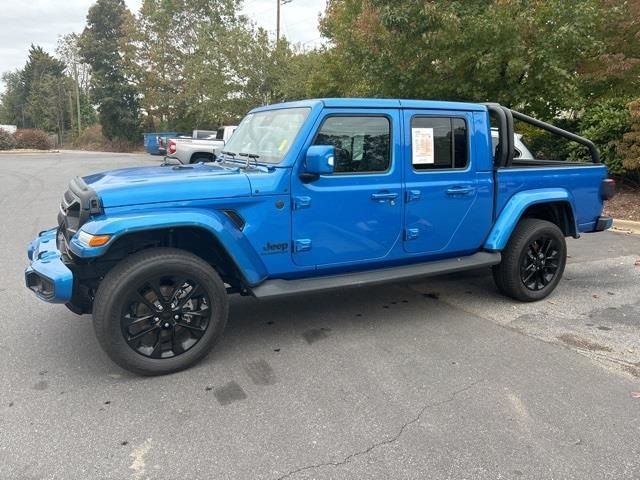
<box><xmin>492</xmin><ymin>219</ymin><xmax>567</xmax><ymax>302</ymax></box>
<box><xmin>93</xmin><ymin>248</ymin><xmax>228</xmax><ymax>375</ymax></box>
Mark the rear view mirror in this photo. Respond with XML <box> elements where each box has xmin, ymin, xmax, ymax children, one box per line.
<box><xmin>305</xmin><ymin>145</ymin><xmax>335</xmax><ymax>174</ymax></box>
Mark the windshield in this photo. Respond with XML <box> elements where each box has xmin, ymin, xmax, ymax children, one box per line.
<box><xmin>222</xmin><ymin>107</ymin><xmax>310</xmax><ymax>164</ymax></box>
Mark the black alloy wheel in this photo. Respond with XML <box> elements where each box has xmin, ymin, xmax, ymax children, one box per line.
<box><xmin>93</xmin><ymin>248</ymin><xmax>228</xmax><ymax>375</ymax></box>
<box><xmin>492</xmin><ymin>218</ymin><xmax>567</xmax><ymax>302</ymax></box>
<box><xmin>519</xmin><ymin>235</ymin><xmax>561</xmax><ymax>291</ymax></box>
<box><xmin>121</xmin><ymin>275</ymin><xmax>211</xmax><ymax>359</ymax></box>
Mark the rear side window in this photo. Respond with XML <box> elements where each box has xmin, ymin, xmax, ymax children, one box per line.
<box><xmin>314</xmin><ymin>116</ymin><xmax>390</xmax><ymax>173</ymax></box>
<box><xmin>411</xmin><ymin>117</ymin><xmax>468</xmax><ymax>170</ymax></box>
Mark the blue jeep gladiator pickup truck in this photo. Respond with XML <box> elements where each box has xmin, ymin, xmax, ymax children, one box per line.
<box><xmin>25</xmin><ymin>99</ymin><xmax>614</xmax><ymax>375</ymax></box>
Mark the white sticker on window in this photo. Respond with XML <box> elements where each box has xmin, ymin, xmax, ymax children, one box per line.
<box><xmin>412</xmin><ymin>127</ymin><xmax>434</xmax><ymax>164</ymax></box>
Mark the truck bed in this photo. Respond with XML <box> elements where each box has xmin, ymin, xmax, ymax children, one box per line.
<box><xmin>496</xmin><ymin>162</ymin><xmax>608</xmax><ymax>232</ymax></box>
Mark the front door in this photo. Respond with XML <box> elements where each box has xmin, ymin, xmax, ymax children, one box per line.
<box><xmin>291</xmin><ymin>110</ymin><xmax>403</xmax><ymax>267</ymax></box>
<box><xmin>403</xmin><ymin>110</ymin><xmax>490</xmax><ymax>255</ymax></box>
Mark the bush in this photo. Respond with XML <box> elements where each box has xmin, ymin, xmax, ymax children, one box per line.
<box><xmin>620</xmin><ymin>99</ymin><xmax>640</xmax><ymax>173</ymax></box>
<box><xmin>73</xmin><ymin>125</ymin><xmax>106</xmax><ymax>150</ymax></box>
<box><xmin>516</xmin><ymin>118</ymin><xmax>579</xmax><ymax>160</ymax></box>
<box><xmin>0</xmin><ymin>129</ymin><xmax>16</xmax><ymax>150</ymax></box>
<box><xmin>572</xmin><ymin>99</ymin><xmax>631</xmax><ymax>174</ymax></box>
<box><xmin>13</xmin><ymin>129</ymin><xmax>52</xmax><ymax>150</ymax></box>
<box><xmin>71</xmin><ymin>124</ymin><xmax>142</xmax><ymax>153</ymax></box>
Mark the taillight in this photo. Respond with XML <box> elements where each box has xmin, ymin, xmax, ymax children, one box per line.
<box><xmin>168</xmin><ymin>139</ymin><xmax>176</xmax><ymax>155</ymax></box>
<box><xmin>601</xmin><ymin>178</ymin><xmax>616</xmax><ymax>200</ymax></box>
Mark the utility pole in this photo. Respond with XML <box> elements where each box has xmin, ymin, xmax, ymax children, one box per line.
<box><xmin>276</xmin><ymin>0</ymin><xmax>293</xmax><ymax>44</ymax></box>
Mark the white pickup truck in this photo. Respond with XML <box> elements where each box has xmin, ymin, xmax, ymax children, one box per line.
<box><xmin>166</xmin><ymin>126</ymin><xmax>237</xmax><ymax>164</ymax></box>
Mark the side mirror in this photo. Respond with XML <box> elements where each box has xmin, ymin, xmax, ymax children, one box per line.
<box><xmin>303</xmin><ymin>145</ymin><xmax>335</xmax><ymax>180</ymax></box>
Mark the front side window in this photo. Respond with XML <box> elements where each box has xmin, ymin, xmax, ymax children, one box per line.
<box><xmin>223</xmin><ymin>107</ymin><xmax>310</xmax><ymax>164</ymax></box>
<box><xmin>411</xmin><ymin>117</ymin><xmax>468</xmax><ymax>170</ymax></box>
<box><xmin>314</xmin><ymin>116</ymin><xmax>390</xmax><ymax>173</ymax></box>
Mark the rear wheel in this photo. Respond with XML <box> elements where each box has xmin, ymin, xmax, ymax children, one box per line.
<box><xmin>93</xmin><ymin>248</ymin><xmax>228</xmax><ymax>375</ymax></box>
<box><xmin>190</xmin><ymin>153</ymin><xmax>214</xmax><ymax>163</ymax></box>
<box><xmin>492</xmin><ymin>219</ymin><xmax>567</xmax><ymax>302</ymax></box>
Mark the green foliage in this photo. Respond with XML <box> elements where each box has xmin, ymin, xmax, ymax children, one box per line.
<box><xmin>621</xmin><ymin>99</ymin><xmax>640</xmax><ymax>172</ymax></box>
<box><xmin>2</xmin><ymin>0</ymin><xmax>639</xmax><ymax>163</ymax></box>
<box><xmin>0</xmin><ymin>45</ymin><xmax>70</xmax><ymax>138</ymax></box>
<box><xmin>79</xmin><ymin>0</ymin><xmax>141</xmax><ymax>142</ymax></box>
<box><xmin>133</xmin><ymin>0</ymin><xmax>297</xmax><ymax>129</ymax></box>
<box><xmin>318</xmin><ymin>0</ymin><xmax>606</xmax><ymax>118</ymax></box>
<box><xmin>13</xmin><ymin>129</ymin><xmax>52</xmax><ymax>150</ymax></box>
<box><xmin>569</xmin><ymin>99</ymin><xmax>631</xmax><ymax>174</ymax></box>
<box><xmin>56</xmin><ymin>33</ymin><xmax>96</xmax><ymax>136</ymax></box>
<box><xmin>516</xmin><ymin>118</ymin><xmax>579</xmax><ymax>161</ymax></box>
<box><xmin>0</xmin><ymin>70</ymin><xmax>24</xmax><ymax>126</ymax></box>
<box><xmin>577</xmin><ymin>0</ymin><xmax>640</xmax><ymax>102</ymax></box>
<box><xmin>0</xmin><ymin>129</ymin><xmax>16</xmax><ymax>150</ymax></box>
<box><xmin>315</xmin><ymin>0</ymin><xmax>640</xmax><ymax>120</ymax></box>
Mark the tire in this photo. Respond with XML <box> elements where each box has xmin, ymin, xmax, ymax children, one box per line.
<box><xmin>93</xmin><ymin>248</ymin><xmax>228</xmax><ymax>375</ymax></box>
<box><xmin>492</xmin><ymin>218</ymin><xmax>567</xmax><ymax>302</ymax></box>
<box><xmin>190</xmin><ymin>153</ymin><xmax>214</xmax><ymax>163</ymax></box>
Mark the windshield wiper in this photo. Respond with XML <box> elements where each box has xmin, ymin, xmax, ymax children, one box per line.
<box><xmin>219</xmin><ymin>150</ymin><xmax>237</xmax><ymax>162</ymax></box>
<box><xmin>238</xmin><ymin>152</ymin><xmax>260</xmax><ymax>169</ymax></box>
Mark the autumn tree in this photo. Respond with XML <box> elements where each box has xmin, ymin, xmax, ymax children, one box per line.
<box><xmin>318</xmin><ymin>0</ymin><xmax>612</xmax><ymax>118</ymax></box>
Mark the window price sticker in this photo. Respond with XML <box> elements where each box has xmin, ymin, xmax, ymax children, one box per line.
<box><xmin>412</xmin><ymin>127</ymin><xmax>434</xmax><ymax>164</ymax></box>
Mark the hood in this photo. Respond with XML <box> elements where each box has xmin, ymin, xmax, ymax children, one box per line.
<box><xmin>83</xmin><ymin>163</ymin><xmax>251</xmax><ymax>208</ymax></box>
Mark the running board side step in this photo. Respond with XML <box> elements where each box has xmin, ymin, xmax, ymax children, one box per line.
<box><xmin>251</xmin><ymin>252</ymin><xmax>501</xmax><ymax>299</ymax></box>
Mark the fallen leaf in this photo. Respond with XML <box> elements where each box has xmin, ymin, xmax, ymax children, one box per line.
<box><xmin>631</xmin><ymin>392</ymin><xmax>640</xmax><ymax>399</ymax></box>
<box><xmin>592</xmin><ymin>294</ymin><xmax>599</xmax><ymax>299</ymax></box>
<box><xmin>635</xmin><ymin>259</ymin><xmax>640</xmax><ymax>267</ymax></box>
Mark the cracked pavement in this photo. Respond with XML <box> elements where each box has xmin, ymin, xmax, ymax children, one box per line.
<box><xmin>1</xmin><ymin>152</ymin><xmax>639</xmax><ymax>479</ymax></box>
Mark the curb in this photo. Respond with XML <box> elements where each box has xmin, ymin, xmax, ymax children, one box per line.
<box><xmin>0</xmin><ymin>149</ymin><xmax>59</xmax><ymax>154</ymax></box>
<box><xmin>612</xmin><ymin>219</ymin><xmax>640</xmax><ymax>234</ymax></box>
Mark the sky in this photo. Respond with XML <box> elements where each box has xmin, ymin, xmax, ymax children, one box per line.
<box><xmin>0</xmin><ymin>0</ymin><xmax>327</xmax><ymax>79</ymax></box>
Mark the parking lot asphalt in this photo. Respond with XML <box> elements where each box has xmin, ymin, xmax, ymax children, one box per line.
<box><xmin>1</xmin><ymin>151</ymin><xmax>639</xmax><ymax>480</ymax></box>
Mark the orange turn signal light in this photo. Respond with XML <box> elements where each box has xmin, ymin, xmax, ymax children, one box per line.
<box><xmin>88</xmin><ymin>234</ymin><xmax>111</xmax><ymax>247</ymax></box>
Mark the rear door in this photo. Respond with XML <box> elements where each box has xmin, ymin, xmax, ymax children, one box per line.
<box><xmin>403</xmin><ymin>110</ymin><xmax>492</xmax><ymax>255</ymax></box>
<box><xmin>290</xmin><ymin>109</ymin><xmax>403</xmax><ymax>267</ymax></box>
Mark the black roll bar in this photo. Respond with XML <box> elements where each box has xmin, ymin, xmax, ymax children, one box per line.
<box><xmin>482</xmin><ymin>103</ymin><xmax>601</xmax><ymax>166</ymax></box>
<box><xmin>483</xmin><ymin>103</ymin><xmax>513</xmax><ymax>168</ymax></box>
<box><xmin>509</xmin><ymin>109</ymin><xmax>600</xmax><ymax>164</ymax></box>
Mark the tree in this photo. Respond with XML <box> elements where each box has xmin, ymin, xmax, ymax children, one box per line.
<box><xmin>57</xmin><ymin>33</ymin><xmax>94</xmax><ymax>135</ymax></box>
<box><xmin>79</xmin><ymin>0</ymin><xmax>141</xmax><ymax>142</ymax></box>
<box><xmin>577</xmin><ymin>0</ymin><xmax>640</xmax><ymax>101</ymax></box>
<box><xmin>316</xmin><ymin>0</ymin><xmax>608</xmax><ymax>118</ymax></box>
<box><xmin>135</xmin><ymin>0</ymin><xmax>184</xmax><ymax>128</ymax></box>
<box><xmin>26</xmin><ymin>74</ymin><xmax>71</xmax><ymax>139</ymax></box>
<box><xmin>0</xmin><ymin>70</ymin><xmax>26</xmax><ymax>126</ymax></box>
<box><xmin>0</xmin><ymin>45</ymin><xmax>68</xmax><ymax>132</ymax></box>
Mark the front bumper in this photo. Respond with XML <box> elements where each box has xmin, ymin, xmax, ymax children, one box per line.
<box><xmin>25</xmin><ymin>228</ymin><xmax>73</xmax><ymax>303</ymax></box>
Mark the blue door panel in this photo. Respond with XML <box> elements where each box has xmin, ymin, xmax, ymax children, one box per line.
<box><xmin>402</xmin><ymin>109</ymin><xmax>493</xmax><ymax>256</ymax></box>
<box><xmin>290</xmin><ymin>108</ymin><xmax>403</xmax><ymax>267</ymax></box>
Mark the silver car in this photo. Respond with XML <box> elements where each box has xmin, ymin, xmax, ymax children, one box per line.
<box><xmin>491</xmin><ymin>128</ymin><xmax>534</xmax><ymax>160</ymax></box>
